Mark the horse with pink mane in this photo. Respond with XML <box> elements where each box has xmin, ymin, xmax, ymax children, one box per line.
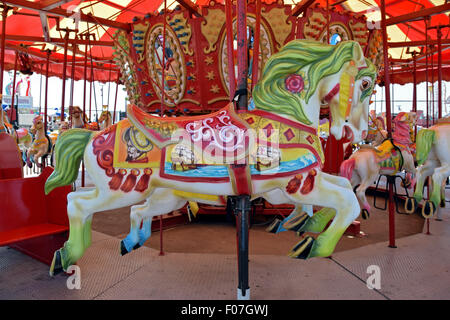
<box><xmin>340</xmin><ymin>112</ymin><xmax>417</xmax><ymax>219</ymax></box>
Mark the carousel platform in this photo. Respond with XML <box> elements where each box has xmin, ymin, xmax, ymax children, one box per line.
<box><xmin>0</xmin><ymin>203</ymin><xmax>449</xmax><ymax>300</ymax></box>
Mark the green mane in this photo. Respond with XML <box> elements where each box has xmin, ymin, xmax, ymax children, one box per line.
<box><xmin>252</xmin><ymin>40</ymin><xmax>368</xmax><ymax>125</ymax></box>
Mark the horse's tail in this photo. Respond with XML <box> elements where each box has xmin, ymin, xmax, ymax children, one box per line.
<box><xmin>416</xmin><ymin>128</ymin><xmax>436</xmax><ymax>165</ymax></box>
<box><xmin>339</xmin><ymin>158</ymin><xmax>356</xmax><ymax>181</ymax></box>
<box><xmin>45</xmin><ymin>129</ymin><xmax>93</xmax><ymax>195</ymax></box>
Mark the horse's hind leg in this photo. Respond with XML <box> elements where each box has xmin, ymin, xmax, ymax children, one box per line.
<box><xmin>430</xmin><ymin>163</ymin><xmax>450</xmax><ymax>215</ymax></box>
<box><xmin>355</xmin><ymin>170</ymin><xmax>378</xmax><ymax>219</ymax></box>
<box><xmin>413</xmin><ymin>159</ymin><xmax>438</xmax><ymax>203</ymax></box>
<box><xmin>292</xmin><ymin>173</ymin><xmax>355</xmax><ymax>235</ymax></box>
<box><xmin>51</xmin><ymin>188</ymin><xmax>147</xmax><ymax>275</ymax></box>
<box><xmin>120</xmin><ymin>188</ymin><xmax>187</xmax><ymax>255</ymax></box>
<box><xmin>282</xmin><ymin>172</ymin><xmax>360</xmax><ymax>259</ymax></box>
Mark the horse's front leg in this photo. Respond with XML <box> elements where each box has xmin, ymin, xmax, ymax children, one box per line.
<box><xmin>282</xmin><ymin>171</ymin><xmax>360</xmax><ymax>259</ymax></box>
<box><xmin>402</xmin><ymin>150</ymin><xmax>417</xmax><ymax>190</ymax></box>
<box><xmin>120</xmin><ymin>188</ymin><xmax>187</xmax><ymax>255</ymax></box>
<box><xmin>261</xmin><ymin>189</ymin><xmax>312</xmax><ymax>233</ymax></box>
<box><xmin>26</xmin><ymin>149</ymin><xmax>34</xmax><ymax>167</ymax></box>
<box><xmin>34</xmin><ymin>150</ymin><xmax>45</xmax><ymax>168</ymax></box>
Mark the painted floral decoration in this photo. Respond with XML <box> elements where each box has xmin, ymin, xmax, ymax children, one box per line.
<box><xmin>285</xmin><ymin>74</ymin><xmax>304</xmax><ymax>94</ymax></box>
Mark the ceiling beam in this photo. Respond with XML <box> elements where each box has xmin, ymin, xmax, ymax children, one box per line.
<box><xmin>1</xmin><ymin>0</ymin><xmax>130</xmax><ymax>31</ymax></box>
<box><xmin>41</xmin><ymin>0</ymin><xmax>71</xmax><ymax>10</ymax></box>
<box><xmin>39</xmin><ymin>12</ymin><xmax>50</xmax><ymax>42</ymax></box>
<box><xmin>386</xmin><ymin>3</ymin><xmax>450</xmax><ymax>26</ymax></box>
<box><xmin>388</xmin><ymin>39</ymin><xmax>450</xmax><ymax>48</ymax></box>
<box><xmin>292</xmin><ymin>0</ymin><xmax>316</xmax><ymax>17</ymax></box>
<box><xmin>4</xmin><ymin>34</ymin><xmax>114</xmax><ymax>46</ymax></box>
<box><xmin>175</xmin><ymin>0</ymin><xmax>201</xmax><ymax>17</ymax></box>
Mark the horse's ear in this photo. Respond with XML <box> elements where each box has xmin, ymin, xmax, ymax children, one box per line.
<box><xmin>396</xmin><ymin>112</ymin><xmax>406</xmax><ymax>122</ymax></box>
<box><xmin>352</xmin><ymin>42</ymin><xmax>364</xmax><ymax>64</ymax></box>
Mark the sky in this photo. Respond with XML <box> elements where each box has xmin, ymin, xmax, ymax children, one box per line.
<box><xmin>2</xmin><ymin>71</ymin><xmax>128</xmax><ymax>120</ymax></box>
<box><xmin>372</xmin><ymin>81</ymin><xmax>450</xmax><ymax>118</ymax></box>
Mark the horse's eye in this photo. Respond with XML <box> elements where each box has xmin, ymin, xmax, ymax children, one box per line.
<box><xmin>361</xmin><ymin>80</ymin><xmax>370</xmax><ymax>90</ymax></box>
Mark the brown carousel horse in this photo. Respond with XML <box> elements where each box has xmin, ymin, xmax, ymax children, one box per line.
<box><xmin>98</xmin><ymin>110</ymin><xmax>113</xmax><ymax>130</ymax></box>
<box><xmin>26</xmin><ymin>115</ymin><xmax>53</xmax><ymax>168</ymax></box>
<box><xmin>70</xmin><ymin>106</ymin><xmax>99</xmax><ymax>130</ymax></box>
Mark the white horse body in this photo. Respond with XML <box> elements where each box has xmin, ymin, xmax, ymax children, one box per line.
<box><xmin>45</xmin><ymin>40</ymin><xmax>377</xmax><ymax>274</ymax></box>
<box><xmin>409</xmin><ymin>122</ymin><xmax>450</xmax><ymax>219</ymax></box>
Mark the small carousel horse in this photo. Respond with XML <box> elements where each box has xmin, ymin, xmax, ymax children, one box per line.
<box><xmin>70</xmin><ymin>106</ymin><xmax>89</xmax><ymax>129</ymax></box>
<box><xmin>366</xmin><ymin>115</ymin><xmax>387</xmax><ymax>146</ymax></box>
<box><xmin>59</xmin><ymin>121</ymin><xmax>70</xmax><ymax>134</ymax></box>
<box><xmin>26</xmin><ymin>115</ymin><xmax>52</xmax><ymax>168</ymax></box>
<box><xmin>1</xmin><ymin>106</ymin><xmax>32</xmax><ymax>158</ymax></box>
<box><xmin>0</xmin><ymin>106</ymin><xmax>13</xmax><ymax>135</ymax></box>
<box><xmin>340</xmin><ymin>112</ymin><xmax>417</xmax><ymax>219</ymax></box>
<box><xmin>405</xmin><ymin>118</ymin><xmax>450</xmax><ymax>219</ymax></box>
<box><xmin>70</xmin><ymin>106</ymin><xmax>100</xmax><ymax>130</ymax></box>
<box><xmin>98</xmin><ymin>110</ymin><xmax>113</xmax><ymax>130</ymax></box>
<box><xmin>45</xmin><ymin>40</ymin><xmax>376</xmax><ymax>275</ymax></box>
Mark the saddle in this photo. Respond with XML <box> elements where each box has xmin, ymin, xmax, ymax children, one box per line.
<box><xmin>127</xmin><ymin>103</ymin><xmax>253</xmax><ymax>164</ymax></box>
<box><xmin>374</xmin><ymin>139</ymin><xmax>404</xmax><ymax>173</ymax></box>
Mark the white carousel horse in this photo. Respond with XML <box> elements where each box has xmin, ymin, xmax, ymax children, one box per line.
<box><xmin>26</xmin><ymin>115</ymin><xmax>52</xmax><ymax>168</ymax></box>
<box><xmin>405</xmin><ymin>118</ymin><xmax>450</xmax><ymax>219</ymax></box>
<box><xmin>44</xmin><ymin>40</ymin><xmax>377</xmax><ymax>275</ymax></box>
<box><xmin>339</xmin><ymin>112</ymin><xmax>417</xmax><ymax>219</ymax></box>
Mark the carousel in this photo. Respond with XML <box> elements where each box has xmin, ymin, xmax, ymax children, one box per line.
<box><xmin>0</xmin><ymin>0</ymin><xmax>449</xmax><ymax>302</ymax></box>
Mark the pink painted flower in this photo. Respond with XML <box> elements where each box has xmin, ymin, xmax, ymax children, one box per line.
<box><xmin>285</xmin><ymin>74</ymin><xmax>304</xmax><ymax>94</ymax></box>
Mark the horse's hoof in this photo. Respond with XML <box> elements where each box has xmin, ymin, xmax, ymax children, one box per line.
<box><xmin>361</xmin><ymin>209</ymin><xmax>370</xmax><ymax>220</ymax></box>
<box><xmin>287</xmin><ymin>236</ymin><xmax>314</xmax><ymax>259</ymax></box>
<box><xmin>133</xmin><ymin>243</ymin><xmax>141</xmax><ymax>250</ymax></box>
<box><xmin>422</xmin><ymin>201</ymin><xmax>435</xmax><ymax>219</ymax></box>
<box><xmin>49</xmin><ymin>250</ymin><xmax>63</xmax><ymax>276</ymax></box>
<box><xmin>266</xmin><ymin>219</ymin><xmax>281</xmax><ymax>233</ymax></box>
<box><xmin>120</xmin><ymin>241</ymin><xmax>129</xmax><ymax>256</ymax></box>
<box><xmin>282</xmin><ymin>212</ymin><xmax>308</xmax><ymax>232</ymax></box>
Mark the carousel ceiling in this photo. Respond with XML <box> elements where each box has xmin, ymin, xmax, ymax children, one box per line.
<box><xmin>0</xmin><ymin>0</ymin><xmax>448</xmax><ymax>84</ymax></box>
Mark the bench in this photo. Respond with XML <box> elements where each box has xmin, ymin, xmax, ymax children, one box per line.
<box><xmin>0</xmin><ymin>133</ymin><xmax>71</xmax><ymax>265</ymax></box>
